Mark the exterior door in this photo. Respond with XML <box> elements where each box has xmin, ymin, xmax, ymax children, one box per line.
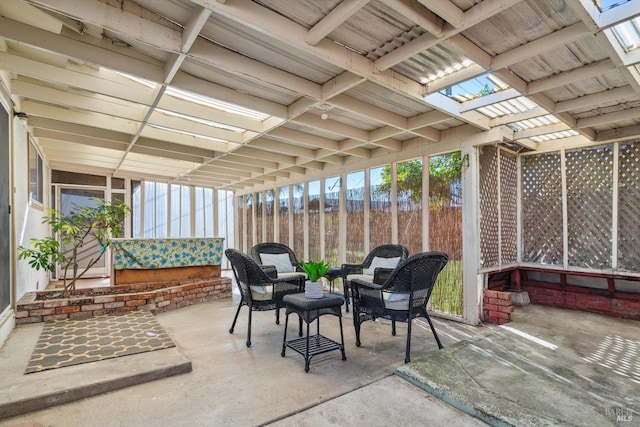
<box><xmin>57</xmin><ymin>187</ymin><xmax>108</xmax><ymax>278</ymax></box>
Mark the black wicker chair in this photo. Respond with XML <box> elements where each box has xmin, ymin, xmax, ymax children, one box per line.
<box><xmin>351</xmin><ymin>251</ymin><xmax>448</xmax><ymax>363</ymax></box>
<box><xmin>341</xmin><ymin>244</ymin><xmax>409</xmax><ymax>312</ymax></box>
<box><xmin>225</xmin><ymin>248</ymin><xmax>305</xmax><ymax>347</ymax></box>
<box><xmin>251</xmin><ymin>242</ymin><xmax>307</xmax><ymax>281</ymax></box>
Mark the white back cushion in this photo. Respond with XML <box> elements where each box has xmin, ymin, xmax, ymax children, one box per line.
<box><xmin>260</xmin><ymin>253</ymin><xmax>295</xmax><ymax>273</ymax></box>
<box><xmin>363</xmin><ymin>256</ymin><xmax>401</xmax><ymax>275</ymax></box>
<box><xmin>382</xmin><ymin>291</ymin><xmax>410</xmax><ymax>310</ymax></box>
<box><xmin>250</xmin><ymin>285</ymin><xmax>272</xmax><ymax>301</ymax></box>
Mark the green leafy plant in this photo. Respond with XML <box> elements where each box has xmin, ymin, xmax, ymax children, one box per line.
<box><xmin>299</xmin><ymin>260</ymin><xmax>330</xmax><ymax>283</ymax></box>
<box><xmin>18</xmin><ymin>198</ymin><xmax>131</xmax><ymax>297</ymax></box>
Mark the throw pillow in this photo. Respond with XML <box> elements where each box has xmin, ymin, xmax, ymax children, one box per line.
<box><xmin>259</xmin><ymin>253</ymin><xmax>295</xmax><ymax>273</ymax></box>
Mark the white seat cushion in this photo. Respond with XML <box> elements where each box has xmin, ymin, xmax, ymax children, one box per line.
<box><xmin>250</xmin><ymin>285</ymin><xmax>273</xmax><ymax>301</ymax></box>
<box><xmin>278</xmin><ymin>271</ymin><xmax>307</xmax><ymax>281</ymax></box>
<box><xmin>383</xmin><ymin>291</ymin><xmax>410</xmax><ymax>310</ymax></box>
<box><xmin>346</xmin><ymin>273</ymin><xmax>374</xmax><ymax>284</ymax></box>
<box><xmin>259</xmin><ymin>253</ymin><xmax>295</xmax><ymax>273</ymax></box>
<box><xmin>363</xmin><ymin>256</ymin><xmax>401</xmax><ymax>275</ymax></box>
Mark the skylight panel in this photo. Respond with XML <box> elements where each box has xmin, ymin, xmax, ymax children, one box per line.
<box><xmin>420</xmin><ymin>59</ymin><xmax>475</xmax><ymax>84</ymax></box>
<box><xmin>166</xmin><ymin>87</ymin><xmax>270</xmax><ymax>121</ymax></box>
<box><xmin>508</xmin><ymin>114</ymin><xmax>560</xmax><ymax>131</ymax></box>
<box><xmin>611</xmin><ymin>16</ymin><xmax>640</xmax><ymax>52</ymax></box>
<box><xmin>440</xmin><ymin>73</ymin><xmax>510</xmax><ymax>101</ymax></box>
<box><xmin>112</xmin><ymin>70</ymin><xmax>157</xmax><ymax>89</ymax></box>
<box><xmin>147</xmin><ymin>123</ymin><xmax>229</xmax><ymax>143</ymax></box>
<box><xmin>593</xmin><ymin>0</ymin><xmax>633</xmax><ymax>12</ymax></box>
<box><xmin>530</xmin><ymin>130</ymin><xmax>579</xmax><ymax>143</ymax></box>
<box><xmin>159</xmin><ymin>109</ymin><xmax>245</xmax><ymax>133</ymax></box>
<box><xmin>476</xmin><ymin>97</ymin><xmax>539</xmax><ymax>119</ymax></box>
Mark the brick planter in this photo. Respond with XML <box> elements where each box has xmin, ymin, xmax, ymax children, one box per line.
<box><xmin>15</xmin><ymin>277</ymin><xmax>232</xmax><ymax>324</ymax></box>
<box><xmin>483</xmin><ymin>290</ymin><xmax>513</xmax><ymax>325</ymax></box>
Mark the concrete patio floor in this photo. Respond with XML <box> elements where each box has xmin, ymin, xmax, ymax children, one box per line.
<box><xmin>0</xmin><ymin>282</ymin><xmax>638</xmax><ymax>426</ymax></box>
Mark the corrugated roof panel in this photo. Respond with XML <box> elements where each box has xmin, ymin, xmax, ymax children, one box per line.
<box><xmin>476</xmin><ymin>97</ymin><xmax>540</xmax><ymax>119</ymax></box>
<box><xmin>346</xmin><ymin>81</ymin><xmax>434</xmax><ymax>117</ymax></box>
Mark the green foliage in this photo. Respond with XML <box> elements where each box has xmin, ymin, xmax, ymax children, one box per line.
<box><xmin>299</xmin><ymin>260</ymin><xmax>330</xmax><ymax>283</ymax></box>
<box><xmin>478</xmin><ymin>83</ymin><xmax>493</xmax><ymax>96</ymax></box>
<box><xmin>379</xmin><ymin>159</ymin><xmax>424</xmax><ymax>201</ymax></box>
<box><xmin>430</xmin><ymin>260</ymin><xmax>463</xmax><ymax>316</ymax></box>
<box><xmin>17</xmin><ymin>198</ymin><xmax>131</xmax><ymax>296</ymax></box>
<box><xmin>376</xmin><ymin>152</ymin><xmax>462</xmax><ymax>203</ymax></box>
<box><xmin>17</xmin><ymin>237</ymin><xmax>65</xmax><ymax>272</ymax></box>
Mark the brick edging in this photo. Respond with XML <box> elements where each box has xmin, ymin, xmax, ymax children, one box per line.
<box><xmin>15</xmin><ymin>277</ymin><xmax>232</xmax><ymax>324</ymax></box>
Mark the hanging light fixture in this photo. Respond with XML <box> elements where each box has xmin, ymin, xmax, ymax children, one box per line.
<box><xmin>319</xmin><ymin>103</ymin><xmax>332</xmax><ymax>120</ymax></box>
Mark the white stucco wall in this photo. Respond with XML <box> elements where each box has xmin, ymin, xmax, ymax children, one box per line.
<box><xmin>13</xmin><ymin>119</ymin><xmax>50</xmax><ymax>298</ymax></box>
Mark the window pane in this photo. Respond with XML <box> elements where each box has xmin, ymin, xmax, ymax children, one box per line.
<box><xmin>324</xmin><ymin>176</ymin><xmax>340</xmax><ymax>266</ymax></box>
<box><xmin>265</xmin><ymin>189</ymin><xmax>274</xmax><ymax>242</ymax></box>
<box><xmin>132</xmin><ymin>181</ymin><xmax>141</xmax><ymax>238</ymax></box>
<box><xmin>246</xmin><ymin>194</ymin><xmax>253</xmax><ymax>250</ymax></box>
<box><xmin>346</xmin><ymin>171</ymin><xmax>364</xmax><ymax>263</ymax></box>
<box><xmin>278</xmin><ymin>186</ymin><xmax>289</xmax><ymax>245</ymax></box>
<box><xmin>292</xmin><ymin>184</ymin><xmax>304</xmax><ymax>257</ymax></box>
<box><xmin>308</xmin><ymin>180</ymin><xmax>321</xmax><ymax>261</ymax></box>
<box><xmin>181</xmin><ymin>186</ymin><xmax>191</xmax><ymax>237</ymax></box>
<box><xmin>28</xmin><ymin>140</ymin><xmax>43</xmax><ymax>203</ymax></box>
<box><xmin>256</xmin><ymin>192</ymin><xmax>263</xmax><ymax>243</ymax></box>
<box><xmin>237</xmin><ymin>195</ymin><xmax>245</xmax><ymax>252</ymax></box>
<box><xmin>170</xmin><ymin>185</ymin><xmax>181</xmax><ymax>238</ymax></box>
<box><xmin>397</xmin><ymin>159</ymin><xmax>422</xmax><ymax>255</ymax></box>
<box><xmin>203</xmin><ymin>187</ymin><xmax>213</xmax><ymax>237</ymax></box>
<box><xmin>195</xmin><ymin>187</ymin><xmax>205</xmax><ymax>237</ymax></box>
<box><xmin>429</xmin><ymin>152</ymin><xmax>463</xmax><ymax>316</ymax></box>
<box><xmin>369</xmin><ymin>166</ymin><xmax>391</xmax><ymax>249</ymax></box>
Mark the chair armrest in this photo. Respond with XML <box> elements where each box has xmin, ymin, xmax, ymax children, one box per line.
<box><xmin>341</xmin><ymin>263</ymin><xmax>363</xmax><ymax>279</ymax></box>
<box><xmin>270</xmin><ymin>273</ymin><xmax>306</xmax><ymax>300</ymax></box>
<box><xmin>373</xmin><ymin>267</ymin><xmax>394</xmax><ymax>284</ymax></box>
<box><xmin>260</xmin><ymin>265</ymin><xmax>278</xmax><ymax>279</ymax></box>
<box><xmin>351</xmin><ymin>278</ymin><xmax>384</xmax><ymax>314</ymax></box>
<box><xmin>351</xmin><ymin>278</ymin><xmax>383</xmax><ymax>291</ymax></box>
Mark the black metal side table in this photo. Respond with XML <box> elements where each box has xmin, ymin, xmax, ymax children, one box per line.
<box><xmin>281</xmin><ymin>293</ymin><xmax>346</xmax><ymax>372</ymax></box>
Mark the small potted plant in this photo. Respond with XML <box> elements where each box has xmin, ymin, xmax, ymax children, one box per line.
<box><xmin>299</xmin><ymin>260</ymin><xmax>330</xmax><ymax>298</ymax></box>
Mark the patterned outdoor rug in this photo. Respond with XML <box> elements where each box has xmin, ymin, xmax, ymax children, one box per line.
<box><xmin>25</xmin><ymin>311</ymin><xmax>175</xmax><ymax>374</ymax></box>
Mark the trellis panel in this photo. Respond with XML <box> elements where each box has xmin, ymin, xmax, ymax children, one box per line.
<box><xmin>500</xmin><ymin>151</ymin><xmax>518</xmax><ymax>264</ymax></box>
<box><xmin>566</xmin><ymin>146</ymin><xmax>613</xmax><ymax>269</ymax></box>
<box><xmin>618</xmin><ymin>141</ymin><xmax>640</xmax><ymax>272</ymax></box>
<box><xmin>479</xmin><ymin>146</ymin><xmax>499</xmax><ymax>268</ymax></box>
<box><xmin>521</xmin><ymin>152</ymin><xmax>563</xmax><ymax>265</ymax></box>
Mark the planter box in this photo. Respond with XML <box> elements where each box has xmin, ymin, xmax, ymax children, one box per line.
<box><xmin>15</xmin><ymin>276</ymin><xmax>232</xmax><ymax>324</ymax></box>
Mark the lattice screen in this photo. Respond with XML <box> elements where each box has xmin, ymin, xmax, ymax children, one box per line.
<box><xmin>566</xmin><ymin>146</ymin><xmax>613</xmax><ymax>269</ymax></box>
<box><xmin>500</xmin><ymin>152</ymin><xmax>518</xmax><ymax>264</ymax></box>
<box><xmin>618</xmin><ymin>142</ymin><xmax>640</xmax><ymax>272</ymax></box>
<box><xmin>479</xmin><ymin>146</ymin><xmax>499</xmax><ymax>267</ymax></box>
<box><xmin>521</xmin><ymin>152</ymin><xmax>563</xmax><ymax>265</ymax></box>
